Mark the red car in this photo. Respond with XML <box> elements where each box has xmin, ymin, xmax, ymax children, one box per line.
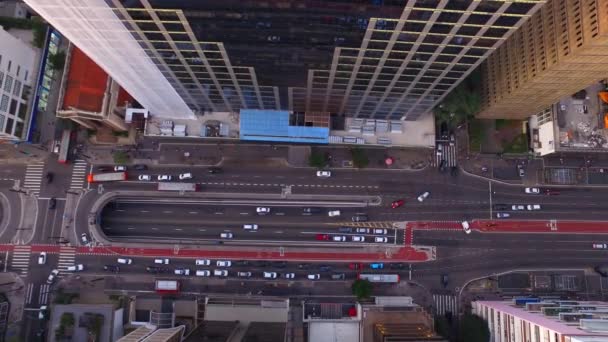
<box><xmin>391</xmin><ymin>199</ymin><xmax>405</xmax><ymax>209</ymax></box>
<box><xmin>315</xmin><ymin>234</ymin><xmax>329</xmax><ymax>241</ymax></box>
<box><xmin>348</xmin><ymin>263</ymin><xmax>363</xmax><ymax>270</ymax></box>
<box><xmin>545</xmin><ymin>189</ymin><xmax>560</xmax><ymax>196</ymax></box>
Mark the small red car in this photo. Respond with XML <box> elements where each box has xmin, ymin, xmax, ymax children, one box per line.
<box><xmin>391</xmin><ymin>199</ymin><xmax>405</xmax><ymax>209</ymax></box>
<box><xmin>348</xmin><ymin>263</ymin><xmax>363</xmax><ymax>270</ymax></box>
<box><xmin>545</xmin><ymin>189</ymin><xmax>560</xmax><ymax>196</ymax></box>
<box><xmin>315</xmin><ymin>234</ymin><xmax>329</xmax><ymax>241</ymax></box>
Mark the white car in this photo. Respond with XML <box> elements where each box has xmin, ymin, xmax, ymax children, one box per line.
<box><xmin>332</xmin><ymin>236</ymin><xmax>346</xmax><ymax>242</ymax></box>
<box><xmin>373</xmin><ymin>229</ymin><xmax>388</xmax><ymax>235</ymax></box>
<box><xmin>114</xmin><ymin>165</ymin><xmax>127</xmax><ymax>171</ymax></box>
<box><xmin>237</xmin><ymin>271</ymin><xmax>252</xmax><ymax>277</ymax></box>
<box><xmin>355</xmin><ymin>228</ymin><xmax>370</xmax><ymax>234</ymax></box>
<box><xmin>243</xmin><ymin>224</ymin><xmax>258</xmax><ymax>230</ymax></box>
<box><xmin>328</xmin><ymin>210</ymin><xmax>341</xmax><ymax>217</ymax></box>
<box><xmin>117</xmin><ymin>258</ymin><xmax>132</xmax><ymax>265</ymax></box>
<box><xmin>80</xmin><ymin>233</ymin><xmax>89</xmax><ymax>245</ymax></box>
<box><xmin>316</xmin><ymin>170</ymin><xmax>331</xmax><ymax>178</ymax></box>
<box><xmin>216</xmin><ymin>260</ymin><xmax>232</xmax><ymax>267</ymax></box>
<box><xmin>196</xmin><ymin>270</ymin><xmax>210</xmax><ymax>277</ymax></box>
<box><xmin>352</xmin><ymin>236</ymin><xmax>365</xmax><ymax>242</ymax></box>
<box><xmin>525</xmin><ymin>187</ymin><xmax>540</xmax><ymax>194</ymax></box>
<box><xmin>527</xmin><ymin>204</ymin><xmax>541</xmax><ymax>211</ymax></box>
<box><xmin>512</xmin><ymin>205</ymin><xmax>525</xmax><ymax>211</ymax></box>
<box><xmin>593</xmin><ymin>243</ymin><xmax>608</xmax><ymax>249</ymax></box>
<box><xmin>66</xmin><ymin>264</ymin><xmax>84</xmax><ymax>272</ymax></box>
<box><xmin>213</xmin><ymin>269</ymin><xmax>228</xmax><ymax>277</ymax></box>
<box><xmin>195</xmin><ymin>259</ymin><xmax>211</xmax><ymax>266</ymax></box>
<box><xmin>375</xmin><ymin>237</ymin><xmax>388</xmax><ymax>243</ymax></box>
<box><xmin>417</xmin><ymin>191</ymin><xmax>430</xmax><ymax>202</ymax></box>
<box><xmin>307</xmin><ymin>274</ymin><xmax>321</xmax><ymax>280</ymax></box>
<box><xmin>264</xmin><ymin>272</ymin><xmax>278</xmax><ymax>279</ymax></box>
<box><xmin>157</xmin><ymin>175</ymin><xmax>172</xmax><ymax>181</ymax></box>
<box><xmin>178</xmin><ymin>173</ymin><xmax>193</xmax><ymax>180</ymax></box>
<box><xmin>38</xmin><ymin>252</ymin><xmax>46</xmax><ymax>265</ymax></box>
<box><xmin>496</xmin><ymin>212</ymin><xmax>510</xmax><ymax>218</ymax></box>
<box><xmin>256</xmin><ymin>207</ymin><xmax>270</xmax><ymax>215</ymax></box>
<box><xmin>220</xmin><ymin>232</ymin><xmax>233</xmax><ymax>239</ymax></box>
<box><xmin>154</xmin><ymin>258</ymin><xmax>170</xmax><ymax>265</ymax></box>
<box><xmin>138</xmin><ymin>175</ymin><xmax>151</xmax><ymax>181</ymax></box>
<box><xmin>461</xmin><ymin>221</ymin><xmax>471</xmax><ymax>234</ymax></box>
<box><xmin>284</xmin><ymin>273</ymin><xmax>295</xmax><ymax>279</ymax></box>
<box><xmin>46</xmin><ymin>269</ymin><xmax>59</xmax><ymax>284</ymax></box>
<box><xmin>174</xmin><ymin>268</ymin><xmax>190</xmax><ymax>276</ymax></box>
<box><xmin>38</xmin><ymin>305</ymin><xmax>47</xmax><ymax>320</ymax></box>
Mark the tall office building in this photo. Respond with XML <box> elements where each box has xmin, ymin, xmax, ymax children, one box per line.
<box><xmin>26</xmin><ymin>0</ymin><xmax>545</xmax><ymax>122</ymax></box>
<box><xmin>478</xmin><ymin>0</ymin><xmax>608</xmax><ymax>119</ymax></box>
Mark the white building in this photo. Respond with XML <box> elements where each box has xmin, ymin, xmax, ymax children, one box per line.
<box><xmin>0</xmin><ymin>26</ymin><xmax>36</xmax><ymax>140</ymax></box>
<box><xmin>473</xmin><ymin>300</ymin><xmax>608</xmax><ymax>342</ymax></box>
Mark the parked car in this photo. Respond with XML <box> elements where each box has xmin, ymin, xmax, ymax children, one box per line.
<box><xmin>66</xmin><ymin>264</ymin><xmax>84</xmax><ymax>272</ymax></box>
<box><xmin>38</xmin><ymin>252</ymin><xmax>46</xmax><ymax>265</ymax></box>
<box><xmin>237</xmin><ymin>271</ymin><xmax>252</xmax><ymax>277</ymax></box>
<box><xmin>355</xmin><ymin>228</ymin><xmax>370</xmax><ymax>234</ymax></box>
<box><xmin>496</xmin><ymin>212</ymin><xmax>510</xmax><ymax>218</ymax></box>
<box><xmin>391</xmin><ymin>199</ymin><xmax>405</xmax><ymax>209</ymax></box>
<box><xmin>195</xmin><ymin>259</ymin><xmax>211</xmax><ymax>266</ymax></box>
<box><xmin>243</xmin><ymin>224</ymin><xmax>258</xmax><ymax>230</ymax></box>
<box><xmin>138</xmin><ymin>175</ymin><xmax>152</xmax><ymax>181</ymax></box>
<box><xmin>114</xmin><ymin>165</ymin><xmax>127</xmax><ymax>171</ymax></box>
<box><xmin>461</xmin><ymin>221</ymin><xmax>471</xmax><ymax>234</ymax></box>
<box><xmin>351</xmin><ymin>214</ymin><xmax>368</xmax><ymax>222</ymax></box>
<box><xmin>103</xmin><ymin>265</ymin><xmax>119</xmax><ymax>272</ymax></box>
<box><xmin>154</xmin><ymin>258</ymin><xmax>170</xmax><ymax>265</ymax></box>
<box><xmin>332</xmin><ymin>236</ymin><xmax>346</xmax><ymax>242</ymax></box>
<box><xmin>216</xmin><ymin>260</ymin><xmax>232</xmax><ymax>267</ymax></box>
<box><xmin>46</xmin><ymin>269</ymin><xmax>59</xmax><ymax>284</ymax></box>
<box><xmin>307</xmin><ymin>274</ymin><xmax>321</xmax><ymax>280</ymax></box>
<box><xmin>174</xmin><ymin>268</ymin><xmax>190</xmax><ymax>276</ymax></box>
<box><xmin>256</xmin><ymin>207</ymin><xmax>270</xmax><ymax>215</ymax></box>
<box><xmin>370</xmin><ymin>263</ymin><xmax>384</xmax><ymax>269</ymax></box>
<box><xmin>352</xmin><ymin>236</ymin><xmax>365</xmax><ymax>242</ymax></box>
<box><xmin>592</xmin><ymin>243</ymin><xmax>608</xmax><ymax>249</ymax></box>
<box><xmin>133</xmin><ymin>164</ymin><xmax>148</xmax><ymax>171</ymax></box>
<box><xmin>526</xmin><ymin>204</ymin><xmax>541</xmax><ymax>211</ymax></box>
<box><xmin>178</xmin><ymin>173</ymin><xmax>193</xmax><ymax>180</ymax></box>
<box><xmin>417</xmin><ymin>191</ymin><xmax>430</xmax><ymax>202</ymax></box>
<box><xmin>213</xmin><ymin>270</ymin><xmax>228</xmax><ymax>277</ymax></box>
<box><xmin>117</xmin><ymin>258</ymin><xmax>132</xmax><ymax>265</ymax></box>
<box><xmin>220</xmin><ymin>232</ymin><xmax>233</xmax><ymax>239</ymax></box>
<box><xmin>511</xmin><ymin>205</ymin><xmax>525</xmax><ymax>211</ymax></box>
<box><xmin>316</xmin><ymin>170</ymin><xmax>331</xmax><ymax>178</ymax></box>
<box><xmin>338</xmin><ymin>227</ymin><xmax>352</xmax><ymax>233</ymax></box>
<box><xmin>375</xmin><ymin>237</ymin><xmax>388</xmax><ymax>243</ymax></box>
<box><xmin>525</xmin><ymin>187</ymin><xmax>540</xmax><ymax>194</ymax></box>
<box><xmin>373</xmin><ymin>229</ymin><xmax>388</xmax><ymax>235</ymax></box>
<box><xmin>157</xmin><ymin>175</ymin><xmax>172</xmax><ymax>181</ymax></box>
<box><xmin>331</xmin><ymin>273</ymin><xmax>345</xmax><ymax>280</ymax></box>
<box><xmin>328</xmin><ymin>210</ymin><xmax>341</xmax><ymax>217</ymax></box>
<box><xmin>263</xmin><ymin>272</ymin><xmax>277</xmax><ymax>279</ymax></box>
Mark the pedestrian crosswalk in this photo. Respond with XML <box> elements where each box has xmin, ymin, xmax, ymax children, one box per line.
<box><xmin>10</xmin><ymin>245</ymin><xmax>31</xmax><ymax>276</ymax></box>
<box><xmin>432</xmin><ymin>143</ymin><xmax>457</xmax><ymax>168</ymax></box>
<box><xmin>23</xmin><ymin>162</ymin><xmax>45</xmax><ymax>195</ymax></box>
<box><xmin>25</xmin><ymin>283</ymin><xmax>50</xmax><ymax>305</ymax></box>
<box><xmin>70</xmin><ymin>159</ymin><xmax>88</xmax><ymax>190</ymax></box>
<box><xmin>38</xmin><ymin>284</ymin><xmax>50</xmax><ymax>305</ymax></box>
<box><xmin>433</xmin><ymin>294</ymin><xmax>458</xmax><ymax>316</ymax></box>
<box><xmin>57</xmin><ymin>246</ymin><xmax>76</xmax><ymax>272</ymax></box>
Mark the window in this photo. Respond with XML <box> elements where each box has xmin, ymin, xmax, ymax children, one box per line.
<box><xmin>16</xmin><ymin>65</ymin><xmax>20</xmax><ymax>77</ymax></box>
<box><xmin>0</xmin><ymin>72</ymin><xmax>4</xmax><ymax>89</ymax></box>
<box><xmin>24</xmin><ymin>70</ymin><xmax>28</xmax><ymax>82</ymax></box>
<box><xmin>0</xmin><ymin>115</ymin><xmax>4</xmax><ymax>131</ymax></box>
<box><xmin>4</xmin><ymin>76</ymin><xmax>13</xmax><ymax>93</ymax></box>
<box><xmin>9</xmin><ymin>99</ymin><xmax>17</xmax><ymax>115</ymax></box>
<box><xmin>4</xmin><ymin>117</ymin><xmax>13</xmax><ymax>134</ymax></box>
<box><xmin>17</xmin><ymin>101</ymin><xmax>26</xmax><ymax>119</ymax></box>
<box><xmin>7</xmin><ymin>60</ymin><xmax>11</xmax><ymax>72</ymax></box>
<box><xmin>12</xmin><ymin>81</ymin><xmax>21</xmax><ymax>97</ymax></box>
<box><xmin>0</xmin><ymin>95</ymin><xmax>8</xmax><ymax>112</ymax></box>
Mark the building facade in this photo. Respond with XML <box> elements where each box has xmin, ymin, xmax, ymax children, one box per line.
<box><xmin>0</xmin><ymin>26</ymin><xmax>36</xmax><ymax>141</ymax></box>
<box><xmin>478</xmin><ymin>0</ymin><xmax>608</xmax><ymax>120</ymax></box>
<box><xmin>473</xmin><ymin>300</ymin><xmax>608</xmax><ymax>342</ymax></box>
<box><xmin>26</xmin><ymin>0</ymin><xmax>545</xmax><ymax>123</ymax></box>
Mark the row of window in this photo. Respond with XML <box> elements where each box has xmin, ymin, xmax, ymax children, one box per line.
<box><xmin>0</xmin><ymin>55</ymin><xmax>29</xmax><ymax>83</ymax></box>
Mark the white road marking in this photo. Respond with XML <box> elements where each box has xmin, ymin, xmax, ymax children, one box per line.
<box><xmin>215</xmin><ymin>212</ymin><xmax>224</xmax><ymax>215</ymax></box>
<box><xmin>140</xmin><ymin>210</ymin><xmax>149</xmax><ymax>213</ymax></box>
<box><xmin>275</xmin><ymin>212</ymin><xmax>285</xmax><ymax>216</ymax></box>
<box><xmin>240</xmin><ymin>212</ymin><xmax>249</xmax><ymax>215</ymax></box>
<box><xmin>174</xmin><ymin>228</ymin><xmax>183</xmax><ymax>231</ymax></box>
<box><xmin>189</xmin><ymin>211</ymin><xmax>198</xmax><ymax>214</ymax></box>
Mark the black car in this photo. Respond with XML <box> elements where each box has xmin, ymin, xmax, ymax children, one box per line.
<box><xmin>389</xmin><ymin>263</ymin><xmax>406</xmax><ymax>270</ymax></box>
<box><xmin>493</xmin><ymin>204</ymin><xmax>508</xmax><ymax>211</ymax></box>
<box><xmin>255</xmin><ymin>261</ymin><xmax>270</xmax><ymax>267</ymax></box>
<box><xmin>103</xmin><ymin>265</ymin><xmax>119</xmax><ymax>272</ymax></box>
<box><xmin>208</xmin><ymin>167</ymin><xmax>223</xmax><ymax>174</ymax></box>
<box><xmin>96</xmin><ymin>166</ymin><xmax>111</xmax><ymax>172</ymax></box>
<box><xmin>302</xmin><ymin>207</ymin><xmax>322</xmax><ymax>214</ymax></box>
<box><xmin>272</xmin><ymin>261</ymin><xmax>287</xmax><ymax>268</ymax></box>
<box><xmin>133</xmin><ymin>164</ymin><xmax>148</xmax><ymax>171</ymax></box>
<box><xmin>319</xmin><ymin>265</ymin><xmax>332</xmax><ymax>272</ymax></box>
<box><xmin>331</xmin><ymin>273</ymin><xmax>346</xmax><ymax>280</ymax></box>
<box><xmin>48</xmin><ymin>198</ymin><xmax>56</xmax><ymax>210</ymax></box>
<box><xmin>298</xmin><ymin>263</ymin><xmax>310</xmax><ymax>269</ymax></box>
<box><xmin>351</xmin><ymin>214</ymin><xmax>369</xmax><ymax>222</ymax></box>
<box><xmin>146</xmin><ymin>266</ymin><xmax>163</xmax><ymax>273</ymax></box>
<box><xmin>45</xmin><ymin>172</ymin><xmax>54</xmax><ymax>184</ymax></box>
<box><xmin>234</xmin><ymin>260</ymin><xmax>251</xmax><ymax>267</ymax></box>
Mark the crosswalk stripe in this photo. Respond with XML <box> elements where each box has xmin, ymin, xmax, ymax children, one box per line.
<box><xmin>57</xmin><ymin>247</ymin><xmax>76</xmax><ymax>272</ymax></box>
<box><xmin>23</xmin><ymin>162</ymin><xmax>45</xmax><ymax>195</ymax></box>
<box><xmin>432</xmin><ymin>143</ymin><xmax>457</xmax><ymax>168</ymax></box>
<box><xmin>70</xmin><ymin>160</ymin><xmax>88</xmax><ymax>190</ymax></box>
<box><xmin>433</xmin><ymin>294</ymin><xmax>458</xmax><ymax>316</ymax></box>
<box><xmin>10</xmin><ymin>246</ymin><xmax>31</xmax><ymax>276</ymax></box>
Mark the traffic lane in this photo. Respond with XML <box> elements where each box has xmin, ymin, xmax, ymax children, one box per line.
<box><xmin>34</xmin><ymin>198</ymin><xmax>65</xmax><ymax>244</ymax></box>
<box><xmin>414</xmin><ymin>230</ymin><xmax>608</xmax><ymax>250</ymax></box>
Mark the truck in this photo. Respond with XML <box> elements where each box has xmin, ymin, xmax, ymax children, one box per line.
<box><xmin>155</xmin><ymin>279</ymin><xmax>180</xmax><ymax>294</ymax></box>
<box><xmin>157</xmin><ymin>182</ymin><xmax>198</xmax><ymax>192</ymax></box>
<box><xmin>87</xmin><ymin>172</ymin><xmax>127</xmax><ymax>183</ymax></box>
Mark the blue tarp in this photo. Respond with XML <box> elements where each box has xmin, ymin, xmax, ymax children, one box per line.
<box><xmin>240</xmin><ymin>109</ymin><xmax>329</xmax><ymax>144</ymax></box>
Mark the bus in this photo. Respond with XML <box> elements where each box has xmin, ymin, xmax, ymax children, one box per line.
<box><xmin>57</xmin><ymin>129</ymin><xmax>71</xmax><ymax>164</ymax></box>
<box><xmin>358</xmin><ymin>274</ymin><xmax>400</xmax><ymax>283</ymax></box>
<box><xmin>155</xmin><ymin>280</ymin><xmax>180</xmax><ymax>294</ymax></box>
<box><xmin>157</xmin><ymin>182</ymin><xmax>198</xmax><ymax>191</ymax></box>
<box><xmin>87</xmin><ymin>172</ymin><xmax>127</xmax><ymax>183</ymax></box>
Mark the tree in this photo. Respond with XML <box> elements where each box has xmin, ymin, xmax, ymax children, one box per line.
<box><xmin>458</xmin><ymin>314</ymin><xmax>490</xmax><ymax>342</ymax></box>
<box><xmin>112</xmin><ymin>151</ymin><xmax>130</xmax><ymax>164</ymax></box>
<box><xmin>308</xmin><ymin>150</ymin><xmax>327</xmax><ymax>168</ymax></box>
<box><xmin>434</xmin><ymin>71</ymin><xmax>481</xmax><ymax>127</ymax></box>
<box><xmin>350</xmin><ymin>148</ymin><xmax>369</xmax><ymax>168</ymax></box>
<box><xmin>48</xmin><ymin>51</ymin><xmax>66</xmax><ymax>71</ymax></box>
<box><xmin>351</xmin><ymin>279</ymin><xmax>373</xmax><ymax>299</ymax></box>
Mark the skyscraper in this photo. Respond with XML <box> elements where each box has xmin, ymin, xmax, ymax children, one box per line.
<box><xmin>477</xmin><ymin>0</ymin><xmax>608</xmax><ymax>119</ymax></box>
<box><xmin>26</xmin><ymin>0</ymin><xmax>546</xmax><ymax>122</ymax></box>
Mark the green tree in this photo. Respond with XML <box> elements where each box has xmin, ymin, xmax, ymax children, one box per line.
<box><xmin>458</xmin><ymin>314</ymin><xmax>490</xmax><ymax>342</ymax></box>
<box><xmin>350</xmin><ymin>148</ymin><xmax>369</xmax><ymax>168</ymax></box>
<box><xmin>48</xmin><ymin>51</ymin><xmax>66</xmax><ymax>71</ymax></box>
<box><xmin>60</xmin><ymin>313</ymin><xmax>74</xmax><ymax>327</ymax></box>
<box><xmin>308</xmin><ymin>150</ymin><xmax>327</xmax><ymax>168</ymax></box>
<box><xmin>434</xmin><ymin>71</ymin><xmax>481</xmax><ymax>127</ymax></box>
<box><xmin>112</xmin><ymin>151</ymin><xmax>130</xmax><ymax>164</ymax></box>
<box><xmin>351</xmin><ymin>279</ymin><xmax>373</xmax><ymax>299</ymax></box>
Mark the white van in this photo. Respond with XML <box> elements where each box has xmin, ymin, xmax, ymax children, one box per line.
<box><xmin>328</xmin><ymin>210</ymin><xmax>341</xmax><ymax>217</ymax></box>
<box><xmin>243</xmin><ymin>224</ymin><xmax>258</xmax><ymax>230</ymax></box>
